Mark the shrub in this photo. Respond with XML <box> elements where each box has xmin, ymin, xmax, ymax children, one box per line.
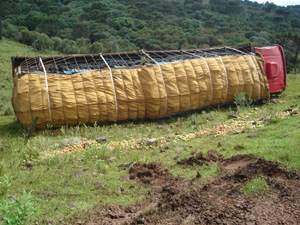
<box><xmin>234</xmin><ymin>92</ymin><xmax>247</xmax><ymax>108</ymax></box>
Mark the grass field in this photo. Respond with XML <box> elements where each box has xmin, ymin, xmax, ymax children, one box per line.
<box><xmin>0</xmin><ymin>39</ymin><xmax>299</xmax><ymax>224</ymax></box>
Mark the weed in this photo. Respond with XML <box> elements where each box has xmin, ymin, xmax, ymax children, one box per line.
<box><xmin>234</xmin><ymin>92</ymin><xmax>247</xmax><ymax>107</ymax></box>
<box><xmin>189</xmin><ymin>113</ymin><xmax>205</xmax><ymax>127</ymax></box>
<box><xmin>0</xmin><ymin>175</ymin><xmax>13</xmax><ymax>198</ymax></box>
<box><xmin>243</xmin><ymin>177</ymin><xmax>269</xmax><ymax>196</ymax></box>
<box><xmin>83</xmin><ymin>144</ymin><xmax>111</xmax><ymax>161</ymax></box>
<box><xmin>0</xmin><ymin>190</ymin><xmax>40</xmax><ymax>224</ymax></box>
<box><xmin>0</xmin><ymin>163</ymin><xmax>3</xmax><ymax>177</ymax></box>
<box><xmin>141</xmin><ymin>156</ymin><xmax>151</xmax><ymax>164</ymax></box>
<box><xmin>95</xmin><ymin>159</ymin><xmax>109</xmax><ymax>173</ymax></box>
<box><xmin>25</xmin><ymin>145</ymin><xmax>40</xmax><ymax>162</ymax></box>
<box><xmin>234</xmin><ymin>92</ymin><xmax>253</xmax><ymax>113</ymax></box>
<box><xmin>60</xmin><ymin>126</ymin><xmax>67</xmax><ymax>136</ymax></box>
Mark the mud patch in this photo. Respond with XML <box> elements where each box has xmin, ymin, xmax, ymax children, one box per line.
<box><xmin>220</xmin><ymin>154</ymin><xmax>256</xmax><ymax>170</ymax></box>
<box><xmin>127</xmin><ymin>162</ymin><xmax>177</xmax><ymax>185</ymax></box>
<box><xmin>207</xmin><ymin>150</ymin><xmax>224</xmax><ymax>162</ymax></box>
<box><xmin>177</xmin><ymin>150</ymin><xmax>223</xmax><ymax>167</ymax></box>
<box><xmin>77</xmin><ymin>156</ymin><xmax>300</xmax><ymax>225</ymax></box>
<box><xmin>127</xmin><ymin>162</ymin><xmax>192</xmax><ymax>198</ymax></box>
<box><xmin>177</xmin><ymin>151</ymin><xmax>208</xmax><ymax>167</ymax></box>
<box><xmin>235</xmin><ymin>158</ymin><xmax>299</xmax><ymax>179</ymax></box>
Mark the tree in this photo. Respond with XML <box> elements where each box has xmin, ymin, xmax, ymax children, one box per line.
<box><xmin>288</xmin><ymin>33</ymin><xmax>300</xmax><ymax>67</ymax></box>
<box><xmin>272</xmin><ymin>32</ymin><xmax>300</xmax><ymax>72</ymax></box>
<box><xmin>263</xmin><ymin>2</ymin><xmax>277</xmax><ymax>13</ymax></box>
<box><xmin>32</xmin><ymin>33</ymin><xmax>53</xmax><ymax>51</ymax></box>
<box><xmin>0</xmin><ymin>0</ymin><xmax>19</xmax><ymax>40</ymax></box>
<box><xmin>89</xmin><ymin>41</ymin><xmax>104</xmax><ymax>54</ymax></box>
<box><xmin>60</xmin><ymin>39</ymin><xmax>79</xmax><ymax>54</ymax></box>
<box><xmin>37</xmin><ymin>15</ymin><xmax>61</xmax><ymax>37</ymax></box>
<box><xmin>51</xmin><ymin>36</ymin><xmax>62</xmax><ymax>51</ymax></box>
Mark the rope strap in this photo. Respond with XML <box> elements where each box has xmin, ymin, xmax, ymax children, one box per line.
<box><xmin>142</xmin><ymin>51</ymin><xmax>168</xmax><ymax>114</ymax></box>
<box><xmin>39</xmin><ymin>57</ymin><xmax>52</xmax><ymax>125</ymax></box>
<box><xmin>100</xmin><ymin>54</ymin><xmax>118</xmax><ymax>121</ymax></box>
<box><xmin>248</xmin><ymin>55</ymin><xmax>261</xmax><ymax>97</ymax></box>
<box><xmin>218</xmin><ymin>56</ymin><xmax>229</xmax><ymax>103</ymax></box>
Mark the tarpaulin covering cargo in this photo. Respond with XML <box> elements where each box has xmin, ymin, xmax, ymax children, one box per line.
<box><xmin>11</xmin><ymin>47</ymin><xmax>270</xmax><ymax>129</ymax></box>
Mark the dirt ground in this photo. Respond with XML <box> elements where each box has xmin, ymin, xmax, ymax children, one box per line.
<box><xmin>76</xmin><ymin>154</ymin><xmax>300</xmax><ymax>225</ymax></box>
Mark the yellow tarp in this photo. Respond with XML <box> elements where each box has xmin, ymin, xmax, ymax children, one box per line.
<box><xmin>12</xmin><ymin>54</ymin><xmax>269</xmax><ymax>129</ymax></box>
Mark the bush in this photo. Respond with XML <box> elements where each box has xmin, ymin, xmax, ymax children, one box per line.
<box><xmin>234</xmin><ymin>92</ymin><xmax>254</xmax><ymax>114</ymax></box>
<box><xmin>51</xmin><ymin>36</ymin><xmax>62</xmax><ymax>51</ymax></box>
<box><xmin>89</xmin><ymin>41</ymin><xmax>104</xmax><ymax>54</ymax></box>
<box><xmin>60</xmin><ymin>39</ymin><xmax>79</xmax><ymax>54</ymax></box>
<box><xmin>32</xmin><ymin>33</ymin><xmax>53</xmax><ymax>52</ymax></box>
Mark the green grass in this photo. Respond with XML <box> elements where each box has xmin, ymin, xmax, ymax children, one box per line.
<box><xmin>243</xmin><ymin>177</ymin><xmax>270</xmax><ymax>196</ymax></box>
<box><xmin>0</xmin><ymin>39</ymin><xmax>300</xmax><ymax>223</ymax></box>
<box><xmin>0</xmin><ymin>39</ymin><xmax>37</xmax><ymax>116</ymax></box>
<box><xmin>0</xmin><ymin>38</ymin><xmax>58</xmax><ymax>116</ymax></box>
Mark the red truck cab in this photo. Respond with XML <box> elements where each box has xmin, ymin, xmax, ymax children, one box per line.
<box><xmin>254</xmin><ymin>45</ymin><xmax>287</xmax><ymax>94</ymax></box>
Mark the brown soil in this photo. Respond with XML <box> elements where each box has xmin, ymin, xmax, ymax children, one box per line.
<box><xmin>127</xmin><ymin>161</ymin><xmax>182</xmax><ymax>185</ymax></box>
<box><xmin>177</xmin><ymin>150</ymin><xmax>224</xmax><ymax>168</ymax></box>
<box><xmin>177</xmin><ymin>151</ymin><xmax>208</xmax><ymax>167</ymax></box>
<box><xmin>220</xmin><ymin>154</ymin><xmax>256</xmax><ymax>170</ymax></box>
<box><xmin>76</xmin><ymin>155</ymin><xmax>300</xmax><ymax>225</ymax></box>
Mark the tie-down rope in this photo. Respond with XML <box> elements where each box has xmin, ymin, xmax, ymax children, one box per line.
<box><xmin>142</xmin><ymin>51</ymin><xmax>168</xmax><ymax>114</ymax></box>
<box><xmin>39</xmin><ymin>57</ymin><xmax>53</xmax><ymax>125</ymax></box>
<box><xmin>100</xmin><ymin>53</ymin><xmax>118</xmax><ymax>121</ymax></box>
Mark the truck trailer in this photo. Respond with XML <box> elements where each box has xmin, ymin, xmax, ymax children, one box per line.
<box><xmin>11</xmin><ymin>45</ymin><xmax>286</xmax><ymax>129</ymax></box>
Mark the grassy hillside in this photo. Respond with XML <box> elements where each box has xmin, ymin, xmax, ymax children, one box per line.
<box><xmin>0</xmin><ymin>39</ymin><xmax>57</xmax><ymax>115</ymax></box>
<box><xmin>0</xmin><ymin>39</ymin><xmax>38</xmax><ymax>115</ymax></box>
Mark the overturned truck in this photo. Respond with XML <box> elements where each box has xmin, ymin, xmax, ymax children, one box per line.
<box><xmin>11</xmin><ymin>45</ymin><xmax>286</xmax><ymax>129</ymax></box>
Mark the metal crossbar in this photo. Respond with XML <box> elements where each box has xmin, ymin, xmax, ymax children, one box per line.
<box><xmin>14</xmin><ymin>46</ymin><xmax>251</xmax><ymax>76</ymax></box>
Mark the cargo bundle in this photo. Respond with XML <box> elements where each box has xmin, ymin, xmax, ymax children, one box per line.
<box><xmin>11</xmin><ymin>47</ymin><xmax>270</xmax><ymax>129</ymax></box>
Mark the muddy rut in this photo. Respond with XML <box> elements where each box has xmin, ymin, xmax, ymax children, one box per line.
<box><xmin>76</xmin><ymin>154</ymin><xmax>300</xmax><ymax>225</ymax></box>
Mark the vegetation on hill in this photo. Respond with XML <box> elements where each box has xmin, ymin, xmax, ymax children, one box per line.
<box><xmin>0</xmin><ymin>39</ymin><xmax>57</xmax><ymax>116</ymax></box>
<box><xmin>0</xmin><ymin>39</ymin><xmax>36</xmax><ymax>115</ymax></box>
<box><xmin>1</xmin><ymin>0</ymin><xmax>300</xmax><ymax>72</ymax></box>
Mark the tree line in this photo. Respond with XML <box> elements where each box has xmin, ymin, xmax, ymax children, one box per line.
<box><xmin>1</xmin><ymin>0</ymin><xmax>299</xmax><ymax>72</ymax></box>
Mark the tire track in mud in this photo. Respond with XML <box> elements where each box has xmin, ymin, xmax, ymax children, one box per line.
<box><xmin>75</xmin><ymin>154</ymin><xmax>300</xmax><ymax>225</ymax></box>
